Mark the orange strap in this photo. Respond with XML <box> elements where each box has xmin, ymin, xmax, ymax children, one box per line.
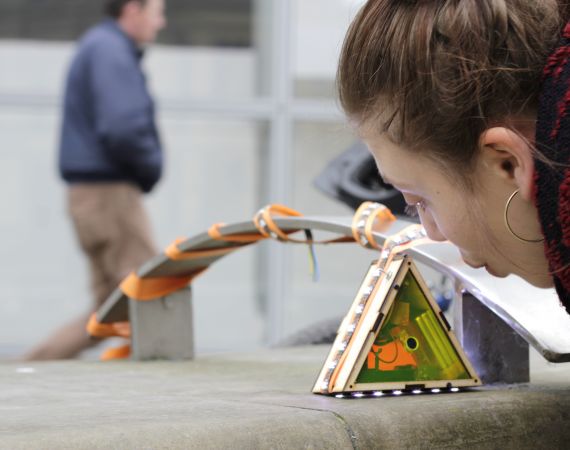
<box><xmin>253</xmin><ymin>204</ymin><xmax>303</xmax><ymax>241</ymax></box>
<box><xmin>165</xmin><ymin>237</ymin><xmax>234</xmax><ymax>261</ymax></box>
<box><xmin>120</xmin><ymin>270</ymin><xmax>205</xmax><ymax>301</ymax></box>
<box><xmin>351</xmin><ymin>201</ymin><xmax>396</xmax><ymax>250</ymax></box>
<box><xmin>101</xmin><ymin>344</ymin><xmax>131</xmax><ymax>361</ymax></box>
<box><xmin>208</xmin><ymin>223</ymin><xmax>266</xmax><ymax>243</ymax></box>
<box><xmin>364</xmin><ymin>207</ymin><xmax>396</xmax><ymax>249</ymax></box>
<box><xmin>253</xmin><ymin>204</ymin><xmax>355</xmax><ymax>245</ymax></box>
<box><xmin>87</xmin><ymin>313</ymin><xmax>131</xmax><ymax>338</ymax></box>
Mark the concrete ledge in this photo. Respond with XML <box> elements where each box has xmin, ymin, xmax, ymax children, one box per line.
<box><xmin>1</xmin><ymin>346</ymin><xmax>569</xmax><ymax>449</ymax></box>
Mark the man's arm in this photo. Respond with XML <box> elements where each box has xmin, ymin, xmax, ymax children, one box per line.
<box><xmin>90</xmin><ymin>42</ymin><xmax>162</xmax><ymax>193</ymax></box>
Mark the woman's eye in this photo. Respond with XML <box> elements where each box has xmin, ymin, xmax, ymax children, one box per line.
<box><xmin>404</xmin><ymin>199</ymin><xmax>426</xmax><ymax>218</ymax></box>
<box><xmin>404</xmin><ymin>204</ymin><xmax>419</xmax><ymax>217</ymax></box>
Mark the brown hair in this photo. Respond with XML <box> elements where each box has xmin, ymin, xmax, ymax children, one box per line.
<box><xmin>338</xmin><ymin>0</ymin><xmax>566</xmax><ymax>177</ymax></box>
<box><xmin>105</xmin><ymin>0</ymin><xmax>146</xmax><ymax>18</ymax></box>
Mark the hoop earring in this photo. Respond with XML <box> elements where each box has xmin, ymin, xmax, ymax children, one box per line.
<box><xmin>503</xmin><ymin>189</ymin><xmax>544</xmax><ymax>243</ymax></box>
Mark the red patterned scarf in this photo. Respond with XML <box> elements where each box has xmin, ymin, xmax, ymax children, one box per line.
<box><xmin>533</xmin><ymin>22</ymin><xmax>570</xmax><ymax>314</ymax></box>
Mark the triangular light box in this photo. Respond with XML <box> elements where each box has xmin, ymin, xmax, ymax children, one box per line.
<box><xmin>313</xmin><ymin>255</ymin><xmax>480</xmax><ymax>395</ymax></box>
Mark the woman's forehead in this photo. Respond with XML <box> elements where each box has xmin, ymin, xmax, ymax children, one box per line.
<box><xmin>363</xmin><ymin>131</ymin><xmax>448</xmax><ymax>192</ymax></box>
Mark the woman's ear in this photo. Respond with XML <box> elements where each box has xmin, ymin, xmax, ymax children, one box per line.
<box><xmin>479</xmin><ymin>127</ymin><xmax>535</xmax><ymax>201</ymax></box>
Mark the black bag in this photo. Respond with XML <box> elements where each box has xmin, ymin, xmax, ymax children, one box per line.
<box><xmin>313</xmin><ymin>141</ymin><xmax>408</xmax><ymax>215</ymax></box>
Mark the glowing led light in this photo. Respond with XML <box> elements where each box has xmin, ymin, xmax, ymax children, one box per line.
<box><xmin>393</xmin><ymin>390</ymin><xmax>403</xmax><ymax>396</ymax></box>
<box><xmin>353</xmin><ymin>392</ymin><xmax>365</xmax><ymax>398</ymax></box>
<box><xmin>335</xmin><ymin>394</ymin><xmax>344</xmax><ymax>399</ymax></box>
<box><xmin>356</xmin><ymin>304</ymin><xmax>364</xmax><ymax>314</ymax></box>
<box><xmin>328</xmin><ymin>361</ymin><xmax>338</xmax><ymax>369</ymax></box>
<box><xmin>372</xmin><ymin>391</ymin><xmax>384</xmax><ymax>397</ymax></box>
<box><xmin>363</xmin><ymin>286</ymin><xmax>373</xmax><ymax>295</ymax></box>
<box><xmin>339</xmin><ymin>342</ymin><xmax>347</xmax><ymax>351</ymax></box>
<box><xmin>321</xmin><ymin>382</ymin><xmax>330</xmax><ymax>390</ymax></box>
<box><xmin>412</xmin><ymin>389</ymin><xmax>422</xmax><ymax>394</ymax></box>
<box><xmin>431</xmin><ymin>388</ymin><xmax>441</xmax><ymax>393</ymax></box>
<box><xmin>347</xmin><ymin>324</ymin><xmax>356</xmax><ymax>332</ymax></box>
<box><xmin>450</xmin><ymin>387</ymin><xmax>460</xmax><ymax>393</ymax></box>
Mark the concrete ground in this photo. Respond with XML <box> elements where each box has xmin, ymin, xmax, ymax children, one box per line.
<box><xmin>1</xmin><ymin>345</ymin><xmax>569</xmax><ymax>450</ymax></box>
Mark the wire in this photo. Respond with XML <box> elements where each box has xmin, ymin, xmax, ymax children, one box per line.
<box><xmin>304</xmin><ymin>229</ymin><xmax>320</xmax><ymax>282</ymax></box>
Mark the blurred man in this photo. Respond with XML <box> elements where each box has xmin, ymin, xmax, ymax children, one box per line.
<box><xmin>25</xmin><ymin>0</ymin><xmax>166</xmax><ymax>359</ymax></box>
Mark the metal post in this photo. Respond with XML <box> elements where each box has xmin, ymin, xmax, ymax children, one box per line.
<box><xmin>128</xmin><ymin>288</ymin><xmax>194</xmax><ymax>360</ymax></box>
<box><xmin>454</xmin><ymin>292</ymin><xmax>529</xmax><ymax>384</ymax></box>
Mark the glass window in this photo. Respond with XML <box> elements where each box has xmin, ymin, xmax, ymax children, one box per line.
<box><xmin>0</xmin><ymin>0</ymin><xmax>252</xmax><ymax>46</ymax></box>
<box><xmin>280</xmin><ymin>121</ymin><xmax>369</xmax><ymax>342</ymax></box>
<box><xmin>153</xmin><ymin>117</ymin><xmax>266</xmax><ymax>353</ymax></box>
<box><xmin>291</xmin><ymin>0</ymin><xmax>366</xmax><ymax>99</ymax></box>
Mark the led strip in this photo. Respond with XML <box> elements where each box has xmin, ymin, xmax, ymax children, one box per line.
<box><xmin>334</xmin><ymin>386</ymin><xmax>463</xmax><ymax>399</ymax></box>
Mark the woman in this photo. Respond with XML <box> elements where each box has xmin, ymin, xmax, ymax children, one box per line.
<box><xmin>338</xmin><ymin>0</ymin><xmax>570</xmax><ymax>313</ymax></box>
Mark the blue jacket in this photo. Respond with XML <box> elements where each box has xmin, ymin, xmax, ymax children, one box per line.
<box><xmin>59</xmin><ymin>19</ymin><xmax>162</xmax><ymax>193</ymax></box>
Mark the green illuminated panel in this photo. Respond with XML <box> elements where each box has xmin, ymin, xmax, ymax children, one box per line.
<box><xmin>356</xmin><ymin>271</ymin><xmax>470</xmax><ymax>384</ymax></box>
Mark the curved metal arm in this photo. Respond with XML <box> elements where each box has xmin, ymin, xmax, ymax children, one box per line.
<box><xmin>95</xmin><ymin>216</ymin><xmax>570</xmax><ymax>362</ymax></box>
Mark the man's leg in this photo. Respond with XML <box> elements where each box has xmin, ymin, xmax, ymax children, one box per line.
<box><xmin>24</xmin><ymin>183</ymin><xmax>157</xmax><ymax>360</ymax></box>
<box><xmin>102</xmin><ymin>184</ymin><xmax>158</xmax><ymax>294</ymax></box>
<box><xmin>21</xmin><ymin>312</ymin><xmax>96</xmax><ymax>360</ymax></box>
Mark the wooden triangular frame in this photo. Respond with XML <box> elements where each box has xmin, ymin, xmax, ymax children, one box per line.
<box><xmin>313</xmin><ymin>255</ymin><xmax>481</xmax><ymax>395</ymax></box>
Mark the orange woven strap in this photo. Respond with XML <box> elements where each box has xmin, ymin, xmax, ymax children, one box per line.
<box><xmin>351</xmin><ymin>201</ymin><xmax>396</xmax><ymax>250</ymax></box>
<box><xmin>208</xmin><ymin>223</ymin><xmax>266</xmax><ymax>243</ymax></box>
<box><xmin>165</xmin><ymin>237</ymin><xmax>235</xmax><ymax>261</ymax></box>
<box><xmin>87</xmin><ymin>313</ymin><xmax>131</xmax><ymax>338</ymax></box>
<box><xmin>253</xmin><ymin>204</ymin><xmax>303</xmax><ymax>241</ymax></box>
<box><xmin>252</xmin><ymin>204</ymin><xmax>354</xmax><ymax>245</ymax></box>
<box><xmin>120</xmin><ymin>270</ymin><xmax>205</xmax><ymax>301</ymax></box>
<box><xmin>101</xmin><ymin>344</ymin><xmax>131</xmax><ymax>361</ymax></box>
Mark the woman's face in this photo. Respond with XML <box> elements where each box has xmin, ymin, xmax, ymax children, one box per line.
<box><xmin>362</xmin><ymin>130</ymin><xmax>553</xmax><ymax>288</ymax></box>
